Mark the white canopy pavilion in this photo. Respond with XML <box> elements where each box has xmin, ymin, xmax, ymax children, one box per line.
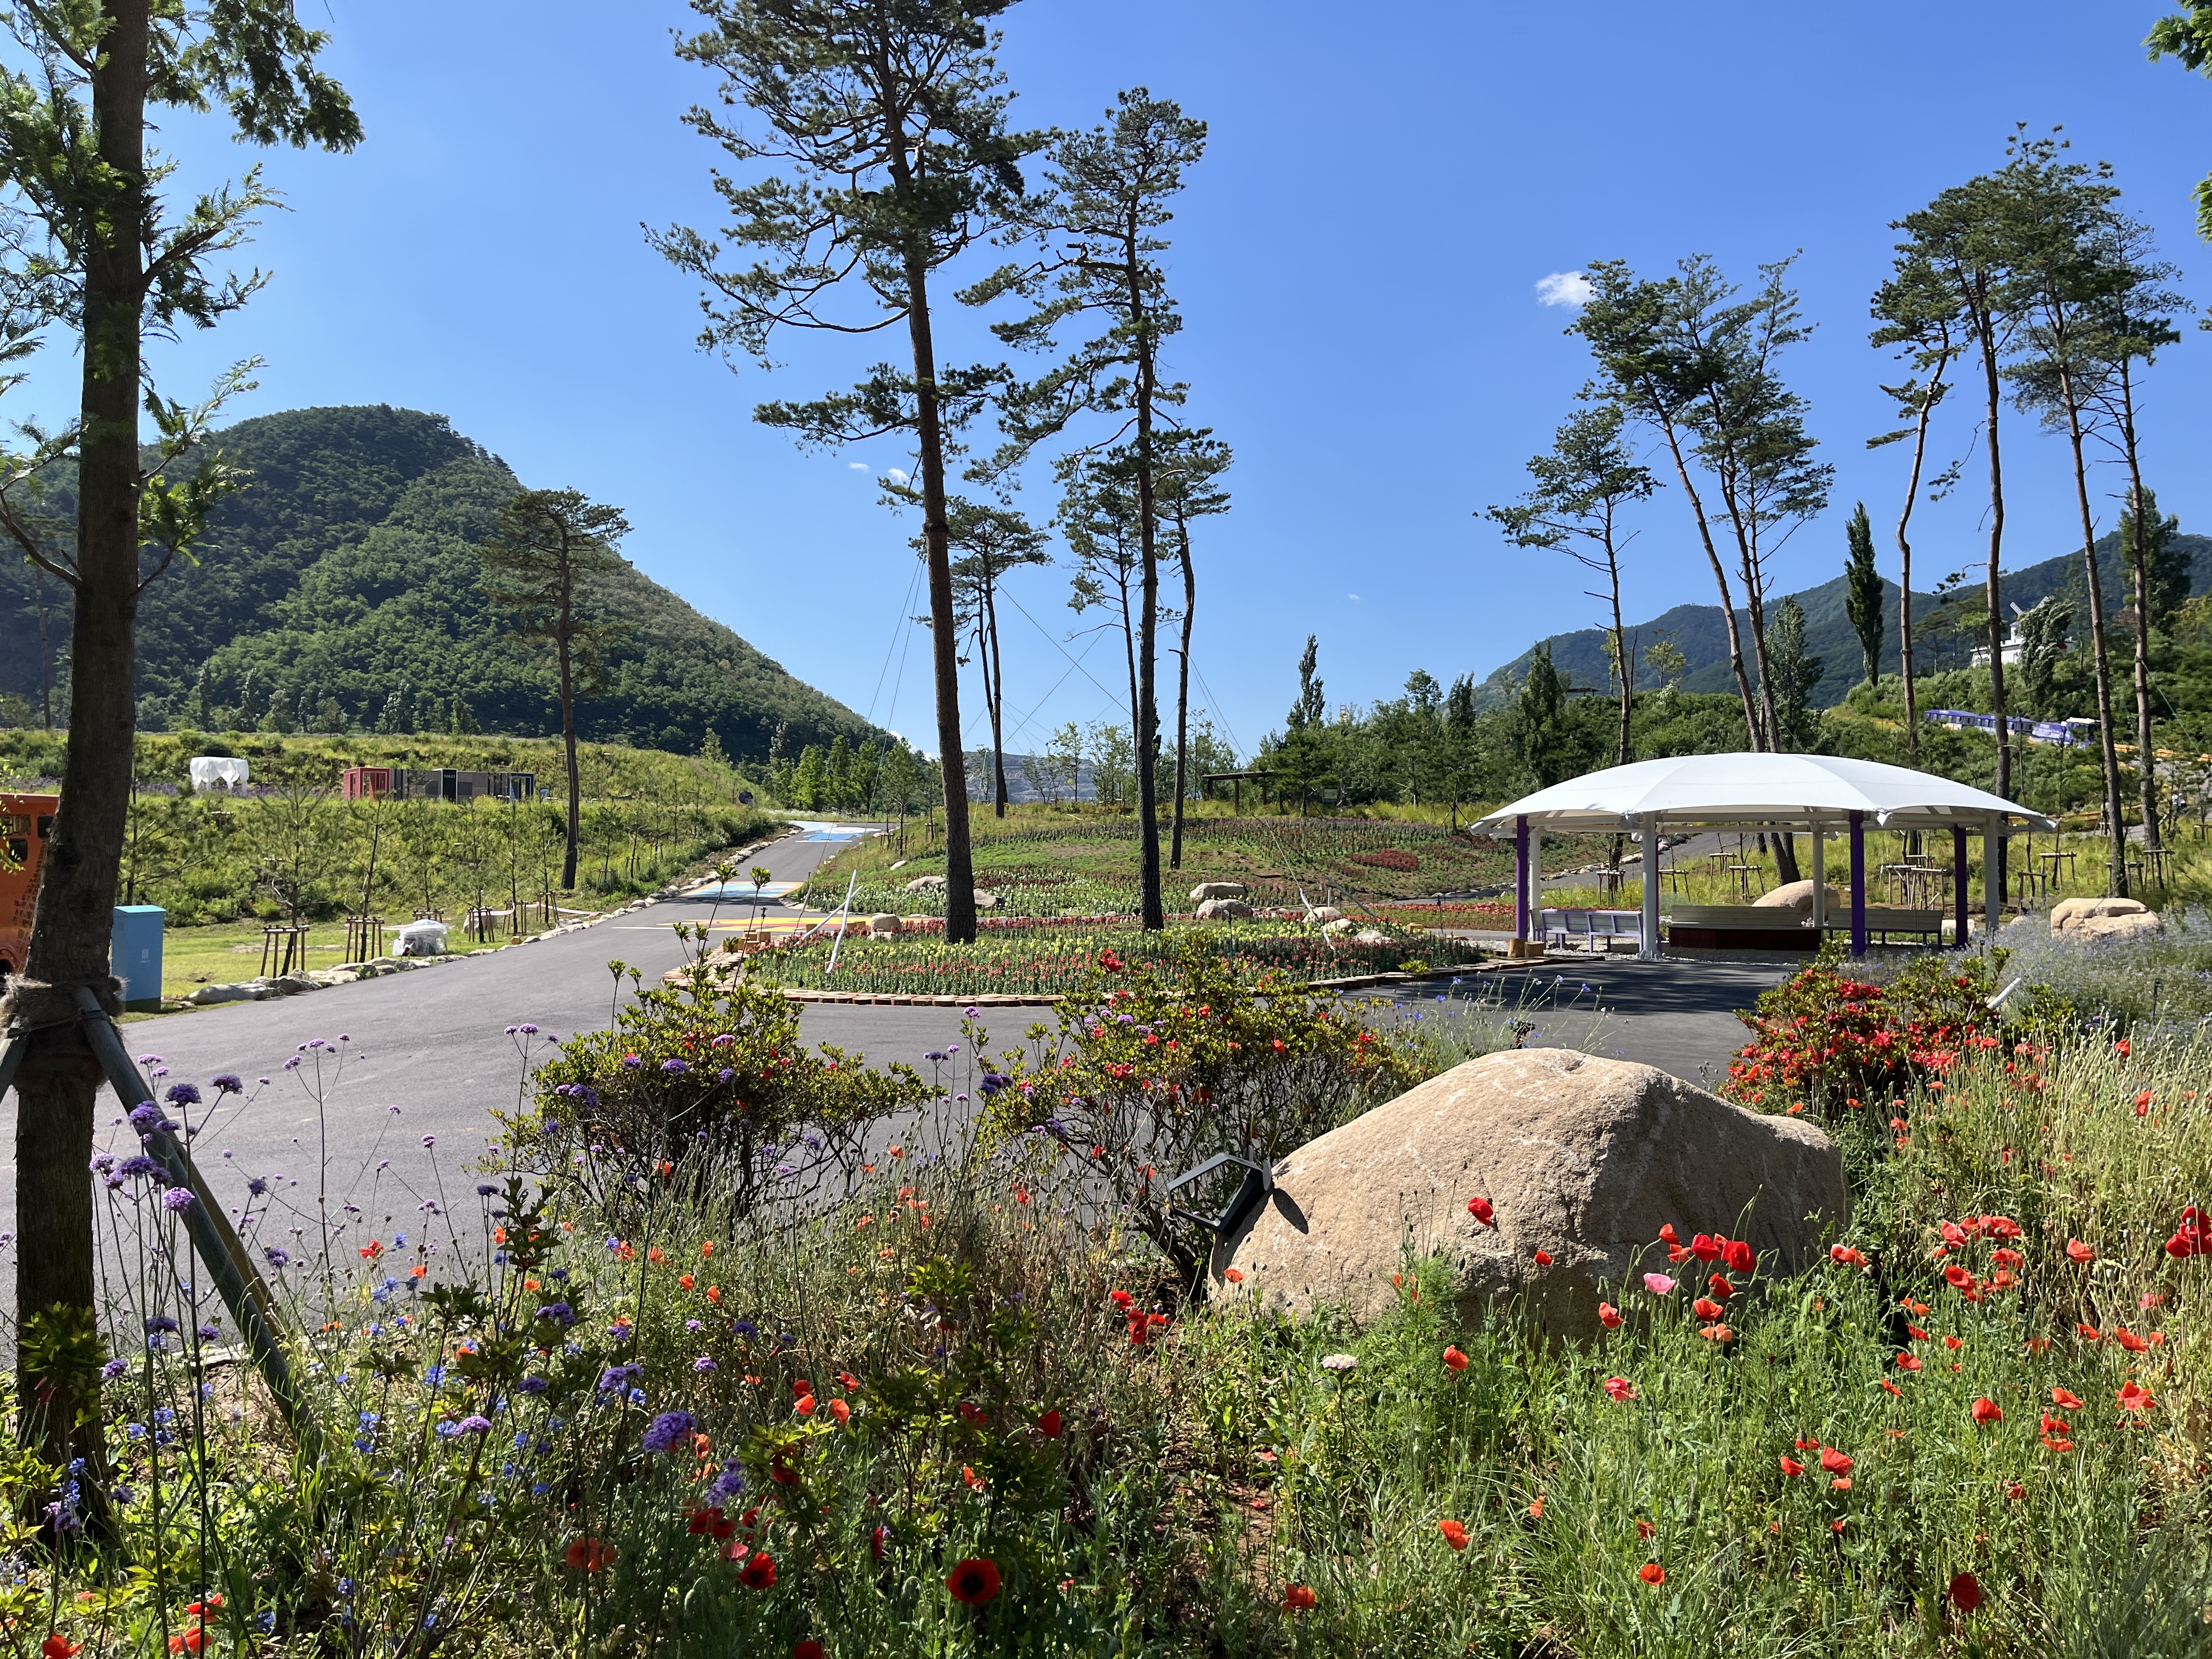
<box><xmin>1469</xmin><ymin>753</ymin><xmax>2057</xmax><ymax>961</ymax></box>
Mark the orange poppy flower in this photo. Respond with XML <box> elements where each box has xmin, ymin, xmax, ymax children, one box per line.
<box><xmin>1442</xmin><ymin>1346</ymin><xmax>1469</xmax><ymax>1371</ymax></box>
<box><xmin>1597</xmin><ymin>1301</ymin><xmax>1623</xmax><ymax>1330</ymax></box>
<box><xmin>2116</xmin><ymin>1381</ymin><xmax>2157</xmax><ymax>1417</ymax></box>
<box><xmin>1818</xmin><ymin>1447</ymin><xmax>1852</xmax><ymax>1475</ymax></box>
<box><xmin>1283</xmin><ymin>1584</ymin><xmax>1316</xmax><ymax>1611</ymax></box>
<box><xmin>1639</xmin><ymin>1562</ymin><xmax>1665</xmax><ymax>1586</ymax></box>
<box><xmin>1439</xmin><ymin>1519</ymin><xmax>1469</xmax><ymax>1551</ymax></box>
<box><xmin>1970</xmin><ymin>1397</ymin><xmax>2002</xmax><ymax>1425</ymax></box>
<box><xmin>565</xmin><ymin>1537</ymin><xmax>614</xmax><ymax>1572</ymax></box>
<box><xmin>1779</xmin><ymin>1454</ymin><xmax>1804</xmax><ymax>1477</ymax></box>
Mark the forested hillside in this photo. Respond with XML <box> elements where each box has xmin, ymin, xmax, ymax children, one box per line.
<box><xmin>1475</xmin><ymin>529</ymin><xmax>2212</xmax><ymax>709</ymax></box>
<box><xmin>0</xmin><ymin>405</ymin><xmax>884</xmax><ymax>760</ymax></box>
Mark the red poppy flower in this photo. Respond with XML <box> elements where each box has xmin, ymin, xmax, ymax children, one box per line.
<box><xmin>794</xmin><ymin>1643</ymin><xmax>825</xmax><ymax>1659</ymax></box>
<box><xmin>1598</xmin><ymin>1301</ymin><xmax>1623</xmax><ymax>1330</ymax></box>
<box><xmin>958</xmin><ymin>1401</ymin><xmax>987</xmax><ymax>1425</ymax></box>
<box><xmin>564</xmin><ymin>1537</ymin><xmax>614</xmax><ymax>1572</ymax></box>
<box><xmin>1284</xmin><ymin>1584</ymin><xmax>1316</xmax><ymax>1611</ymax></box>
<box><xmin>2116</xmin><ymin>1381</ymin><xmax>2157</xmax><ymax>1417</ymax></box>
<box><xmin>1819</xmin><ymin>1447</ymin><xmax>1852</xmax><ymax>1475</ymax></box>
<box><xmin>2006</xmin><ymin>1481</ymin><xmax>2025</xmax><ymax>1500</ymax></box>
<box><xmin>1943</xmin><ymin>1264</ymin><xmax>1974</xmax><ymax>1289</ymax></box>
<box><xmin>2076</xmin><ymin>1322</ymin><xmax>2101</xmax><ymax>1340</ymax></box>
<box><xmin>947</xmin><ymin>1558</ymin><xmax>1001</xmax><ymax>1606</ymax></box>
<box><xmin>1658</xmin><ymin>1223</ymin><xmax>1680</xmax><ymax>1245</ymax></box>
<box><xmin>1690</xmin><ymin>1233</ymin><xmax>1722</xmax><ymax>1263</ymax></box>
<box><xmin>1779</xmin><ymin>1454</ymin><xmax>1804</xmax><ymax>1477</ymax></box>
<box><xmin>1038</xmin><ymin>1408</ymin><xmax>1063</xmax><ymax>1438</ymax></box>
<box><xmin>1635</xmin><ymin>1519</ymin><xmax>1654</xmax><ymax>1540</ymax></box>
<box><xmin>740</xmin><ymin>1551</ymin><xmax>778</xmax><ymax>1590</ymax></box>
<box><xmin>1704</xmin><ymin>1273</ymin><xmax>1733</xmax><ymax>1300</ymax></box>
<box><xmin>2166</xmin><ymin>1206</ymin><xmax>2211</xmax><ymax>1258</ymax></box>
<box><xmin>1467</xmin><ymin>1196</ymin><xmax>1496</xmax><ymax>1227</ymax></box>
<box><xmin>1639</xmin><ymin>1562</ymin><xmax>1665</xmax><ymax>1585</ymax></box>
<box><xmin>1949</xmin><ymin>1571</ymin><xmax>1982</xmax><ymax>1614</ymax></box>
<box><xmin>167</xmin><ymin>1630</ymin><xmax>205</xmax><ymax>1655</ymax></box>
<box><xmin>1693</xmin><ymin>1297</ymin><xmax>1724</xmax><ymax>1321</ymax></box>
<box><xmin>1443</xmin><ymin>1345</ymin><xmax>1469</xmax><ymax>1371</ymax></box>
<box><xmin>828</xmin><ymin>1398</ymin><xmax>851</xmax><ymax>1424</ymax></box>
<box><xmin>2051</xmin><ymin>1386</ymin><xmax>2084</xmax><ymax>1409</ymax></box>
<box><xmin>1439</xmin><ymin>1518</ymin><xmax>1469</xmax><ymax>1551</ymax></box>
<box><xmin>1881</xmin><ymin>1380</ymin><xmax>1904</xmax><ymax>1396</ymax></box>
<box><xmin>689</xmin><ymin>1507</ymin><xmax>736</xmax><ymax>1540</ymax></box>
<box><xmin>1533</xmin><ymin>1249</ymin><xmax>1553</xmax><ymax>1266</ymax></box>
<box><xmin>1721</xmin><ymin>1238</ymin><xmax>1754</xmax><ymax>1275</ymax></box>
<box><xmin>1970</xmin><ymin>1397</ymin><xmax>2002</xmax><ymax>1425</ymax></box>
<box><xmin>42</xmin><ymin>1639</ymin><xmax>81</xmax><ymax>1659</ymax></box>
<box><xmin>1895</xmin><ymin>1353</ymin><xmax>1922</xmax><ymax>1370</ymax></box>
<box><xmin>1829</xmin><ymin>1243</ymin><xmax>1867</xmax><ymax>1267</ymax></box>
<box><xmin>2113</xmin><ymin>1328</ymin><xmax>2149</xmax><ymax>1355</ymax></box>
<box><xmin>1109</xmin><ymin>1289</ymin><xmax>1133</xmax><ymax>1308</ymax></box>
<box><xmin>1699</xmin><ymin>1323</ymin><xmax>1734</xmax><ymax>1343</ymax></box>
<box><xmin>1603</xmin><ymin>1376</ymin><xmax>1637</xmax><ymax>1402</ymax></box>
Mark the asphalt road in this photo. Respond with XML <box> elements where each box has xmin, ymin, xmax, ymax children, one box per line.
<box><xmin>0</xmin><ymin>829</ymin><xmax>1783</xmax><ymax>1284</ymax></box>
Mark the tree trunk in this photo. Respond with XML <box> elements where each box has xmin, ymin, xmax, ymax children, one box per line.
<box><xmin>2060</xmin><ymin>375</ymin><xmax>2129</xmax><ymax>898</ymax></box>
<box><xmin>981</xmin><ymin>586</ymin><xmax>1007</xmax><ymax>819</ymax></box>
<box><xmin>1649</xmin><ymin>405</ymin><xmax>1763</xmax><ymax>752</ymax></box>
<box><xmin>1126</xmin><ymin>215</ymin><xmax>1164</xmax><ymax>932</ymax></box>
<box><xmin>2119</xmin><ymin>364</ymin><xmax>2160</xmax><ymax>854</ymax></box>
<box><xmin>1893</xmin><ymin>381</ymin><xmax>1944</xmax><ymax>764</ymax></box>
<box><xmin>902</xmin><ymin>256</ymin><xmax>976</xmax><ymax>944</ymax></box>
<box><xmin>1975</xmin><ymin>307</ymin><xmax>2011</xmax><ymax>901</ymax></box>
<box><xmin>13</xmin><ymin>0</ymin><xmax>151</xmax><ymax>1474</ymax></box>
<box><xmin>1170</xmin><ymin>511</ymin><xmax>1195</xmax><ymax>870</ymax></box>
<box><xmin>557</xmin><ymin>619</ymin><xmax>581</xmax><ymax>890</ymax></box>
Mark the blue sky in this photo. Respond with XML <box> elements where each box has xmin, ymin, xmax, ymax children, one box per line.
<box><xmin>35</xmin><ymin>1</ymin><xmax>2212</xmax><ymax>760</ymax></box>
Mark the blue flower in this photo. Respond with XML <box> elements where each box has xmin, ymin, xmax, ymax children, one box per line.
<box><xmin>731</xmin><ymin>1319</ymin><xmax>758</xmax><ymax>1338</ymax></box>
<box><xmin>516</xmin><ymin>1375</ymin><xmax>549</xmax><ymax>1395</ymax></box>
<box><xmin>264</xmin><ymin>1246</ymin><xmax>290</xmax><ymax>1268</ymax></box>
<box><xmin>100</xmin><ymin>1358</ymin><xmax>127</xmax><ymax>1381</ymax></box>
<box><xmin>165</xmin><ymin>1083</ymin><xmax>201</xmax><ymax>1107</ymax></box>
<box><xmin>693</xmin><ymin>1355</ymin><xmax>718</xmax><ymax>1373</ymax></box>
<box><xmin>160</xmin><ymin>1187</ymin><xmax>195</xmax><ymax>1212</ymax></box>
<box><xmin>455</xmin><ymin>1415</ymin><xmax>493</xmax><ymax>1435</ymax></box>
<box><xmin>662</xmin><ymin>1058</ymin><xmax>690</xmax><ymax>1075</ymax></box>
<box><xmin>640</xmin><ymin>1409</ymin><xmax>697</xmax><ymax>1452</ymax></box>
<box><xmin>118</xmin><ymin>1155</ymin><xmax>162</xmax><ymax>1179</ymax></box>
<box><xmin>535</xmin><ymin>1302</ymin><xmax>576</xmax><ymax>1327</ymax></box>
<box><xmin>597</xmin><ymin>1363</ymin><xmax>643</xmax><ymax>1395</ymax></box>
<box><xmin>211</xmin><ymin>1073</ymin><xmax>244</xmax><ymax>1093</ymax></box>
<box><xmin>708</xmin><ymin>1464</ymin><xmax>746</xmax><ymax>1502</ymax></box>
<box><xmin>476</xmin><ymin>1184</ymin><xmax>498</xmax><ymax>1196</ymax></box>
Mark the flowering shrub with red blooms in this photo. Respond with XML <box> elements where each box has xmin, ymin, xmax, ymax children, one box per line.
<box><xmin>1723</xmin><ymin>950</ymin><xmax>2002</xmax><ymax>1113</ymax></box>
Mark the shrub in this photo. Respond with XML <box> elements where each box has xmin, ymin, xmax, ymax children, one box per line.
<box><xmin>976</xmin><ymin>939</ymin><xmax>1427</xmax><ymax>1277</ymax></box>
<box><xmin>520</xmin><ymin>970</ymin><xmax>931</xmax><ymax>1188</ymax></box>
<box><xmin>1349</xmin><ymin>848</ymin><xmax>1419</xmax><ymax>872</ymax></box>
<box><xmin>1724</xmin><ymin>946</ymin><xmax>2002</xmax><ymax>1114</ymax></box>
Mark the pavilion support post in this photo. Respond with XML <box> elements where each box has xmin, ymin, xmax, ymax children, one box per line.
<box><xmin>1810</xmin><ymin>822</ymin><xmax>1826</xmax><ymax>938</ymax></box>
<box><xmin>1514</xmin><ymin>815</ymin><xmax>1531</xmax><ymax>941</ymax></box>
<box><xmin>1952</xmin><ymin>824</ymin><xmax>1970</xmax><ymax>948</ymax></box>
<box><xmin>1984</xmin><ymin>815</ymin><xmax>2003</xmax><ymax>940</ymax></box>
<box><xmin>1848</xmin><ymin>810</ymin><xmax>1867</xmax><ymax>958</ymax></box>
<box><xmin>1638</xmin><ymin>812</ymin><xmax>1660</xmax><ymax>961</ymax></box>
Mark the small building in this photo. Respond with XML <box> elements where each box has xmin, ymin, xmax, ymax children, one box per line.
<box><xmin>342</xmin><ymin>766</ymin><xmax>537</xmax><ymax>803</ymax></box>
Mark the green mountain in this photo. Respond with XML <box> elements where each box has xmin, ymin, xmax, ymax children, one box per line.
<box><xmin>0</xmin><ymin>405</ymin><xmax>884</xmax><ymax>759</ymax></box>
<box><xmin>1474</xmin><ymin>531</ymin><xmax>2212</xmax><ymax>709</ymax></box>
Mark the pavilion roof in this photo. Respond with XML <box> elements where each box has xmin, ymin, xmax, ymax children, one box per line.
<box><xmin>1468</xmin><ymin>752</ymin><xmax>2057</xmax><ymax>836</ymax></box>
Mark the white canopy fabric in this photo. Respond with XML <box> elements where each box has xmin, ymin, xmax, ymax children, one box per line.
<box><xmin>1470</xmin><ymin>752</ymin><xmax>2055</xmax><ymax>835</ymax></box>
<box><xmin>188</xmin><ymin>757</ymin><xmax>250</xmax><ymax>793</ymax></box>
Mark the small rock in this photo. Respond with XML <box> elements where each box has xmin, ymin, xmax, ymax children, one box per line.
<box><xmin>1197</xmin><ymin>897</ymin><xmax>1254</xmax><ymax>921</ymax></box>
<box><xmin>1190</xmin><ymin>881</ymin><xmax>1249</xmax><ymax>903</ymax></box>
<box><xmin>1351</xmin><ymin>928</ymin><xmax>1391</xmax><ymax>945</ymax></box>
<box><xmin>1307</xmin><ymin>906</ymin><xmax>1344</xmax><ymax>924</ymax></box>
<box><xmin>904</xmin><ymin>875</ymin><xmax>947</xmax><ymax>892</ymax></box>
<box><xmin>1321</xmin><ymin>918</ymin><xmax>1354</xmax><ymax>939</ymax></box>
<box><xmin>974</xmin><ymin>891</ymin><xmax>998</xmax><ymax>910</ymax></box>
<box><xmin>187</xmin><ymin>983</ymin><xmax>256</xmax><ymax>1006</ymax></box>
<box><xmin>866</xmin><ymin>913</ymin><xmax>904</xmax><ymax>936</ymax></box>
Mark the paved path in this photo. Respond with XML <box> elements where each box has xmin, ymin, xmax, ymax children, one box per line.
<box><xmin>0</xmin><ymin>833</ymin><xmax>1786</xmax><ymax>1275</ymax></box>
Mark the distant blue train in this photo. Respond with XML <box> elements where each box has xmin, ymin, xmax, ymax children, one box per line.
<box><xmin>1923</xmin><ymin>709</ymin><xmax>2097</xmax><ymax>747</ymax></box>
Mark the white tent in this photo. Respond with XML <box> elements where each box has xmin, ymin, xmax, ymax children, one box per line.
<box><xmin>188</xmin><ymin>757</ymin><xmax>250</xmax><ymax>793</ymax></box>
<box><xmin>1470</xmin><ymin>753</ymin><xmax>2055</xmax><ymax>960</ymax></box>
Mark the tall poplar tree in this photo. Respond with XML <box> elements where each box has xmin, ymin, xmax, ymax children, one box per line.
<box><xmin>0</xmin><ymin>0</ymin><xmax>357</xmax><ymax>1468</ymax></box>
<box><xmin>650</xmin><ymin>0</ymin><xmax>1042</xmax><ymax>945</ymax></box>
<box><xmin>1842</xmin><ymin>501</ymin><xmax>1884</xmax><ymax>689</ymax></box>
<box><xmin>968</xmin><ymin>88</ymin><xmax>1206</xmax><ymax>932</ymax></box>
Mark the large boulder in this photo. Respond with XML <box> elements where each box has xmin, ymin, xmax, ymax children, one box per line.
<box><xmin>1211</xmin><ymin>1047</ymin><xmax>1848</xmax><ymax>1340</ymax></box>
<box><xmin>1190</xmin><ymin>881</ymin><xmax>1249</xmax><ymax>903</ymax></box>
<box><xmin>1196</xmin><ymin>896</ymin><xmax>1253</xmax><ymax>920</ymax></box>
<box><xmin>2076</xmin><ymin>910</ymin><xmax>2161</xmax><ymax>941</ymax></box>
<box><xmin>1307</xmin><ymin>906</ymin><xmax>1345</xmax><ymax>924</ymax></box>
<box><xmin>903</xmin><ymin>875</ymin><xmax>947</xmax><ymax>893</ymax></box>
<box><xmin>2050</xmin><ymin>895</ymin><xmax>2148</xmax><ymax>934</ymax></box>
<box><xmin>865</xmin><ymin>913</ymin><xmax>904</xmax><ymax>937</ymax></box>
<box><xmin>1754</xmin><ymin>880</ymin><xmax>1848</xmax><ymax>911</ymax></box>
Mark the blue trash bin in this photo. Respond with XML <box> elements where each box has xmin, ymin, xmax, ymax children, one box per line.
<box><xmin>111</xmin><ymin>905</ymin><xmax>165</xmax><ymax>1011</ymax></box>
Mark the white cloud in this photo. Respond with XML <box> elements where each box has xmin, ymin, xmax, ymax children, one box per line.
<box><xmin>1535</xmin><ymin>270</ymin><xmax>1594</xmax><ymax>308</ymax></box>
<box><xmin>848</xmin><ymin>461</ymin><xmax>868</xmax><ymax>471</ymax></box>
<box><xmin>884</xmin><ymin>467</ymin><xmax>910</xmax><ymax>485</ymax></box>
<box><xmin>1347</xmin><ymin>592</ymin><xmax>1361</xmax><ymax>602</ymax></box>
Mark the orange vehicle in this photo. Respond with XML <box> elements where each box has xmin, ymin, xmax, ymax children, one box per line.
<box><xmin>0</xmin><ymin>792</ymin><xmax>58</xmax><ymax>985</ymax></box>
